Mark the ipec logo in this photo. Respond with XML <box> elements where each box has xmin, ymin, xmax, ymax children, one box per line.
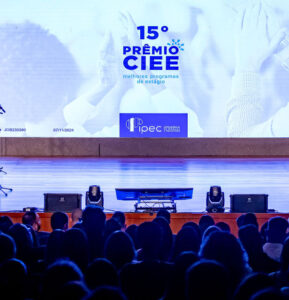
<box><xmin>120</xmin><ymin>113</ymin><xmax>188</xmax><ymax>137</ymax></box>
<box><xmin>126</xmin><ymin>118</ymin><xmax>143</xmax><ymax>132</ymax></box>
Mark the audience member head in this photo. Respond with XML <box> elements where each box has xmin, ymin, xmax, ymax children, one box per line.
<box><xmin>0</xmin><ymin>216</ymin><xmax>13</xmax><ymax>234</ymax></box>
<box><xmin>22</xmin><ymin>211</ymin><xmax>41</xmax><ymax>232</ymax></box>
<box><xmin>82</xmin><ymin>205</ymin><xmax>106</xmax><ymax>234</ymax></box>
<box><xmin>243</xmin><ymin>213</ymin><xmax>259</xmax><ymax>229</ymax></box>
<box><xmin>104</xmin><ymin>218</ymin><xmax>121</xmax><ymax>240</ymax></box>
<box><xmin>173</xmin><ymin>226</ymin><xmax>200</xmax><ymax>260</ymax></box>
<box><xmin>216</xmin><ymin>221</ymin><xmax>231</xmax><ymax>232</ymax></box>
<box><xmin>42</xmin><ymin>260</ymin><xmax>83</xmax><ymax>300</ymax></box>
<box><xmin>237</xmin><ymin>214</ymin><xmax>246</xmax><ymax>228</ymax></box>
<box><xmin>126</xmin><ymin>224</ymin><xmax>138</xmax><ymax>249</ymax></box>
<box><xmin>166</xmin><ymin>251</ymin><xmax>199</xmax><ymax>299</ymax></box>
<box><xmin>156</xmin><ymin>209</ymin><xmax>171</xmax><ymax>224</ymax></box>
<box><xmin>85</xmin><ymin>258</ymin><xmax>118</xmax><ymax>290</ymax></box>
<box><xmin>62</xmin><ymin>228</ymin><xmax>89</xmax><ymax>270</ymax></box>
<box><xmin>182</xmin><ymin>222</ymin><xmax>202</xmax><ymax>243</ymax></box>
<box><xmin>281</xmin><ymin>287</ymin><xmax>289</xmax><ymax>297</ymax></box>
<box><xmin>260</xmin><ymin>221</ymin><xmax>268</xmax><ymax>243</ymax></box>
<box><xmin>0</xmin><ymin>258</ymin><xmax>28</xmax><ymax>299</ymax></box>
<box><xmin>112</xmin><ymin>211</ymin><xmax>126</xmax><ymax>229</ymax></box>
<box><xmin>200</xmin><ymin>231</ymin><xmax>247</xmax><ymax>289</ymax></box>
<box><xmin>8</xmin><ymin>223</ymin><xmax>33</xmax><ymax>262</ymax></box>
<box><xmin>137</xmin><ymin>221</ymin><xmax>161</xmax><ymax>260</ymax></box>
<box><xmin>239</xmin><ymin>224</ymin><xmax>263</xmax><ymax>257</ymax></box>
<box><xmin>281</xmin><ymin>236</ymin><xmax>289</xmax><ymax>272</ymax></box>
<box><xmin>0</xmin><ymin>233</ymin><xmax>16</xmax><ymax>263</ymax></box>
<box><xmin>120</xmin><ymin>259</ymin><xmax>170</xmax><ymax>300</ymax></box>
<box><xmin>234</xmin><ymin>273</ymin><xmax>276</xmax><ymax>300</ymax></box>
<box><xmin>175</xmin><ymin>251</ymin><xmax>199</xmax><ymax>273</ymax></box>
<box><xmin>104</xmin><ymin>231</ymin><xmax>135</xmax><ymax>269</ymax></box>
<box><xmin>186</xmin><ymin>260</ymin><xmax>228</xmax><ymax>300</ymax></box>
<box><xmin>71</xmin><ymin>208</ymin><xmax>82</xmax><ymax>227</ymax></box>
<box><xmin>175</xmin><ymin>251</ymin><xmax>199</xmax><ymax>281</ymax></box>
<box><xmin>199</xmin><ymin>215</ymin><xmax>215</xmax><ymax>234</ymax></box>
<box><xmin>84</xmin><ymin>286</ymin><xmax>127</xmax><ymax>300</ymax></box>
<box><xmin>266</xmin><ymin>217</ymin><xmax>288</xmax><ymax>243</ymax></box>
<box><xmin>46</xmin><ymin>229</ymin><xmax>65</xmax><ymax>264</ymax></box>
<box><xmin>153</xmin><ymin>216</ymin><xmax>173</xmax><ymax>261</ymax></box>
<box><xmin>81</xmin><ymin>206</ymin><xmax>106</xmax><ymax>259</ymax></box>
<box><xmin>250</xmin><ymin>288</ymin><xmax>286</xmax><ymax>300</ymax></box>
<box><xmin>58</xmin><ymin>281</ymin><xmax>89</xmax><ymax>300</ymax></box>
<box><xmin>51</xmin><ymin>212</ymin><xmax>69</xmax><ymax>231</ymax></box>
<box><xmin>203</xmin><ymin>225</ymin><xmax>221</xmax><ymax>241</ymax></box>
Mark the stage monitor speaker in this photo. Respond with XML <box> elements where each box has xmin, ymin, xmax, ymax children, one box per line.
<box><xmin>230</xmin><ymin>194</ymin><xmax>268</xmax><ymax>213</ymax></box>
<box><xmin>44</xmin><ymin>193</ymin><xmax>82</xmax><ymax>212</ymax></box>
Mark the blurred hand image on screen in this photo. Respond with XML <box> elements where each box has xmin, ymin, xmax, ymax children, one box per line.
<box><xmin>174</xmin><ymin>0</ymin><xmax>239</xmax><ymax>136</ymax></box>
<box><xmin>63</xmin><ymin>11</ymin><xmax>138</xmax><ymax>136</ymax></box>
<box><xmin>0</xmin><ymin>22</ymin><xmax>82</xmax><ymax>137</ymax></box>
<box><xmin>235</xmin><ymin>2</ymin><xmax>285</xmax><ymax>74</ymax></box>
<box><xmin>227</xmin><ymin>0</ymin><xmax>289</xmax><ymax>137</ymax></box>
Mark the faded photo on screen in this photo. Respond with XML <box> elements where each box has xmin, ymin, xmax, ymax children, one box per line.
<box><xmin>0</xmin><ymin>0</ymin><xmax>289</xmax><ymax>137</ymax></box>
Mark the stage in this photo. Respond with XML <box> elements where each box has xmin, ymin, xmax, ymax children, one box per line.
<box><xmin>0</xmin><ymin>157</ymin><xmax>289</xmax><ymax>213</ymax></box>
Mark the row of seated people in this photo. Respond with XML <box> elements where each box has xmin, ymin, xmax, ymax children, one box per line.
<box><xmin>0</xmin><ymin>207</ymin><xmax>288</xmax><ymax>299</ymax></box>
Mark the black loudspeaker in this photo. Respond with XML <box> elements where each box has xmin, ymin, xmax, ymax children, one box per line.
<box><xmin>230</xmin><ymin>194</ymin><xmax>268</xmax><ymax>213</ymax></box>
<box><xmin>44</xmin><ymin>193</ymin><xmax>82</xmax><ymax>212</ymax></box>
<box><xmin>85</xmin><ymin>185</ymin><xmax>104</xmax><ymax>207</ymax></box>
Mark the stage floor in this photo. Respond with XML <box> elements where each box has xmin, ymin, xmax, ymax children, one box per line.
<box><xmin>0</xmin><ymin>157</ymin><xmax>289</xmax><ymax>213</ymax></box>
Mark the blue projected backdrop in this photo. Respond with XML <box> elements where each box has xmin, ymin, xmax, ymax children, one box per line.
<box><xmin>0</xmin><ymin>0</ymin><xmax>289</xmax><ymax>138</ymax></box>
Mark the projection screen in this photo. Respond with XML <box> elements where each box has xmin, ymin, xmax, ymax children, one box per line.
<box><xmin>0</xmin><ymin>0</ymin><xmax>288</xmax><ymax>138</ymax></box>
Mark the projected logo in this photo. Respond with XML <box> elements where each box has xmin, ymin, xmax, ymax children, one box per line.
<box><xmin>123</xmin><ymin>26</ymin><xmax>183</xmax><ymax>72</ymax></box>
<box><xmin>126</xmin><ymin>118</ymin><xmax>144</xmax><ymax>132</ymax></box>
<box><xmin>120</xmin><ymin>113</ymin><xmax>188</xmax><ymax>138</ymax></box>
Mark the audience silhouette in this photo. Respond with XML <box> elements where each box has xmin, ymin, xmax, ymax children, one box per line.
<box><xmin>0</xmin><ymin>208</ymin><xmax>288</xmax><ymax>299</ymax></box>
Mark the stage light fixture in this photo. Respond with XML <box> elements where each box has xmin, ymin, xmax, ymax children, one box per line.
<box><xmin>86</xmin><ymin>185</ymin><xmax>104</xmax><ymax>207</ymax></box>
<box><xmin>206</xmin><ymin>186</ymin><xmax>225</xmax><ymax>213</ymax></box>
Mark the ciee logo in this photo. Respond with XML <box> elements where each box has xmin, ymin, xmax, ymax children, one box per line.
<box><xmin>126</xmin><ymin>118</ymin><xmax>162</xmax><ymax>134</ymax></box>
